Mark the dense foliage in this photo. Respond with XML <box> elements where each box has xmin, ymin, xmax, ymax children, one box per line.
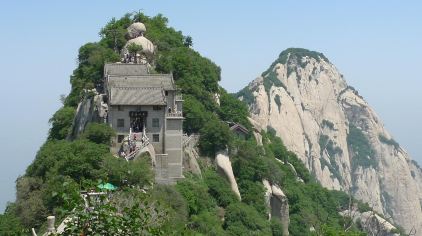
<box><xmin>2</xmin><ymin>124</ymin><xmax>153</xmax><ymax>233</ymax></box>
<box><xmin>198</xmin><ymin>118</ymin><xmax>233</xmax><ymax>157</ymax></box>
<box><xmin>61</xmin><ymin>190</ymin><xmax>166</xmax><ymax>236</ymax></box>
<box><xmin>48</xmin><ymin>106</ymin><xmax>76</xmax><ymax>140</ymax></box>
<box><xmin>82</xmin><ymin>123</ymin><xmax>116</xmax><ymax>145</ymax></box>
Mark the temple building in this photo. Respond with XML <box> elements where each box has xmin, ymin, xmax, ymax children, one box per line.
<box><xmin>102</xmin><ymin>22</ymin><xmax>184</xmax><ymax>183</ymax></box>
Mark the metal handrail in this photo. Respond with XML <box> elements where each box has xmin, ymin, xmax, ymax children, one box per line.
<box><xmin>166</xmin><ymin>111</ymin><xmax>183</xmax><ymax>117</ymax></box>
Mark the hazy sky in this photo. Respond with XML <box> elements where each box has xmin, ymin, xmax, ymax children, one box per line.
<box><xmin>0</xmin><ymin>1</ymin><xmax>421</xmax><ymax>212</ymax></box>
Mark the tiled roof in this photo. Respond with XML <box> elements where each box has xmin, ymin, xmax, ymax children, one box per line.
<box><xmin>104</xmin><ymin>63</ymin><xmax>149</xmax><ymax>76</ymax></box>
<box><xmin>110</xmin><ymin>87</ymin><xmax>166</xmax><ymax>105</ymax></box>
<box><xmin>229</xmin><ymin>123</ymin><xmax>249</xmax><ymax>134</ymax></box>
<box><xmin>108</xmin><ymin>74</ymin><xmax>175</xmax><ymax>91</ymax></box>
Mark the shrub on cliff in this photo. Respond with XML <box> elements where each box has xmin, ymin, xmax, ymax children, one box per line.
<box><xmin>82</xmin><ymin>123</ymin><xmax>115</xmax><ymax>145</ymax></box>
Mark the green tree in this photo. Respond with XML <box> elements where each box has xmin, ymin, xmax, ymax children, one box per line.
<box><xmin>103</xmin><ymin>154</ymin><xmax>153</xmax><ymax>187</ymax></box>
<box><xmin>182</xmin><ymin>95</ymin><xmax>212</xmax><ymax>134</ymax></box>
<box><xmin>26</xmin><ymin>140</ymin><xmax>108</xmax><ymax>181</ymax></box>
<box><xmin>66</xmin><ymin>43</ymin><xmax>119</xmax><ymax>106</ymax></box>
<box><xmin>151</xmin><ymin>185</ymin><xmax>188</xmax><ymax>233</ymax></box>
<box><xmin>61</xmin><ymin>194</ymin><xmax>166</xmax><ymax>235</ymax></box>
<box><xmin>48</xmin><ymin>106</ymin><xmax>75</xmax><ymax>140</ymax></box>
<box><xmin>127</xmin><ymin>42</ymin><xmax>143</xmax><ymax>63</ymax></box>
<box><xmin>0</xmin><ymin>204</ymin><xmax>27</xmax><ymax>236</ymax></box>
<box><xmin>270</xmin><ymin>219</ymin><xmax>284</xmax><ymax>236</ymax></box>
<box><xmin>218</xmin><ymin>89</ymin><xmax>252</xmax><ymax>131</ymax></box>
<box><xmin>198</xmin><ymin>119</ymin><xmax>233</xmax><ymax>157</ymax></box>
<box><xmin>175</xmin><ymin>176</ymin><xmax>215</xmax><ymax>216</ymax></box>
<box><xmin>82</xmin><ymin>122</ymin><xmax>115</xmax><ymax>145</ymax></box>
<box><xmin>224</xmin><ymin>202</ymin><xmax>271</xmax><ymax>235</ymax></box>
<box><xmin>189</xmin><ymin>210</ymin><xmax>226</xmax><ymax>236</ymax></box>
<box><xmin>14</xmin><ymin>177</ymin><xmax>47</xmax><ymax>228</ymax></box>
<box><xmin>183</xmin><ymin>35</ymin><xmax>193</xmax><ymax>47</ymax></box>
<box><xmin>204</xmin><ymin>170</ymin><xmax>238</xmax><ymax>207</ymax></box>
<box><xmin>99</xmin><ymin>17</ymin><xmax>131</xmax><ymax>52</ymax></box>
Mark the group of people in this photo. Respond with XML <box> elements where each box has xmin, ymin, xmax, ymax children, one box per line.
<box><xmin>122</xmin><ymin>53</ymin><xmax>135</xmax><ymax>63</ymax></box>
<box><xmin>118</xmin><ymin>126</ymin><xmax>150</xmax><ymax>159</ymax></box>
<box><xmin>131</xmin><ymin>118</ymin><xmax>143</xmax><ymax>132</ymax></box>
<box><xmin>118</xmin><ymin>139</ymin><xmax>137</xmax><ymax>159</ymax></box>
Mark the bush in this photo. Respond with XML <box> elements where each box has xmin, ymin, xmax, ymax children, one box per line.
<box><xmin>286</xmin><ymin>151</ymin><xmax>312</xmax><ymax>183</ymax></box>
<box><xmin>103</xmin><ymin>154</ymin><xmax>153</xmax><ymax>187</ymax></box>
<box><xmin>66</xmin><ymin>43</ymin><xmax>119</xmax><ymax>106</ymax></box>
<box><xmin>230</xmin><ymin>140</ymin><xmax>268</xmax><ymax>214</ymax></box>
<box><xmin>14</xmin><ymin>177</ymin><xmax>47</xmax><ymax>228</ymax></box>
<box><xmin>61</xmin><ymin>192</ymin><xmax>166</xmax><ymax>235</ymax></box>
<box><xmin>347</xmin><ymin>125</ymin><xmax>377</xmax><ymax>171</ymax></box>
<box><xmin>0</xmin><ymin>204</ymin><xmax>27</xmax><ymax>235</ymax></box>
<box><xmin>151</xmin><ymin>184</ymin><xmax>188</xmax><ymax>232</ymax></box>
<box><xmin>175</xmin><ymin>176</ymin><xmax>215</xmax><ymax>216</ymax></box>
<box><xmin>224</xmin><ymin>202</ymin><xmax>271</xmax><ymax>235</ymax></box>
<box><xmin>26</xmin><ymin>139</ymin><xmax>109</xmax><ymax>181</ymax></box>
<box><xmin>182</xmin><ymin>95</ymin><xmax>212</xmax><ymax>134</ymax></box>
<box><xmin>204</xmin><ymin>170</ymin><xmax>238</xmax><ymax>207</ymax></box>
<box><xmin>82</xmin><ymin>123</ymin><xmax>115</xmax><ymax>145</ymax></box>
<box><xmin>263</xmin><ymin>70</ymin><xmax>285</xmax><ymax>95</ymax></box>
<box><xmin>236</xmin><ymin>86</ymin><xmax>255</xmax><ymax>106</ymax></box>
<box><xmin>48</xmin><ymin>106</ymin><xmax>76</xmax><ymax>140</ymax></box>
<box><xmin>189</xmin><ymin>210</ymin><xmax>226</xmax><ymax>236</ymax></box>
<box><xmin>198</xmin><ymin>118</ymin><xmax>233</xmax><ymax>157</ymax></box>
<box><xmin>218</xmin><ymin>89</ymin><xmax>252</xmax><ymax>131</ymax></box>
<box><xmin>270</xmin><ymin>218</ymin><xmax>284</xmax><ymax>236</ymax></box>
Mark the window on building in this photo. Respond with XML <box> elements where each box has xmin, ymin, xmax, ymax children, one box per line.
<box><xmin>117</xmin><ymin>119</ymin><xmax>124</xmax><ymax>128</ymax></box>
<box><xmin>117</xmin><ymin>135</ymin><xmax>125</xmax><ymax>143</ymax></box>
<box><xmin>165</xmin><ymin>91</ymin><xmax>168</xmax><ymax>96</ymax></box>
<box><xmin>153</xmin><ymin>106</ymin><xmax>162</xmax><ymax>110</ymax></box>
<box><xmin>153</xmin><ymin>134</ymin><xmax>159</xmax><ymax>142</ymax></box>
<box><xmin>152</xmin><ymin>118</ymin><xmax>159</xmax><ymax>127</ymax></box>
<box><xmin>117</xmin><ymin>105</ymin><xmax>123</xmax><ymax>111</ymax></box>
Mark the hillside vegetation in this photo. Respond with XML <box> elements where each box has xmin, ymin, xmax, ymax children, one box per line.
<box><xmin>1</xmin><ymin>13</ymin><xmax>370</xmax><ymax>235</ymax></box>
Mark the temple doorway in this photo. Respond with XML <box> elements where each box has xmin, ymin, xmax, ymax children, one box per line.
<box><xmin>129</xmin><ymin>111</ymin><xmax>148</xmax><ymax>133</ymax></box>
<box><xmin>131</xmin><ymin>117</ymin><xmax>143</xmax><ymax>132</ymax></box>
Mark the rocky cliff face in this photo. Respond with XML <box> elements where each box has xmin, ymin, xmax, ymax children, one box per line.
<box><xmin>238</xmin><ymin>48</ymin><xmax>422</xmax><ymax>234</ymax></box>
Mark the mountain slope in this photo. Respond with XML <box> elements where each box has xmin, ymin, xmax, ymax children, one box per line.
<box><xmin>237</xmin><ymin>48</ymin><xmax>422</xmax><ymax>234</ymax></box>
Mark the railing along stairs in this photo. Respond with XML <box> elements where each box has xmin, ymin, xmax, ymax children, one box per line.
<box><xmin>125</xmin><ymin>126</ymin><xmax>149</xmax><ymax>161</ymax></box>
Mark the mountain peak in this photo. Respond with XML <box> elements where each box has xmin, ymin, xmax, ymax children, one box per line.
<box><xmin>279</xmin><ymin>48</ymin><xmax>330</xmax><ymax>64</ymax></box>
<box><xmin>241</xmin><ymin>46</ymin><xmax>422</xmax><ymax>233</ymax></box>
<box><xmin>262</xmin><ymin>48</ymin><xmax>330</xmax><ymax>77</ymax></box>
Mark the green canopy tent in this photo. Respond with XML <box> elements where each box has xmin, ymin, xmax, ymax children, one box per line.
<box><xmin>97</xmin><ymin>183</ymin><xmax>117</xmax><ymax>191</ymax></box>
